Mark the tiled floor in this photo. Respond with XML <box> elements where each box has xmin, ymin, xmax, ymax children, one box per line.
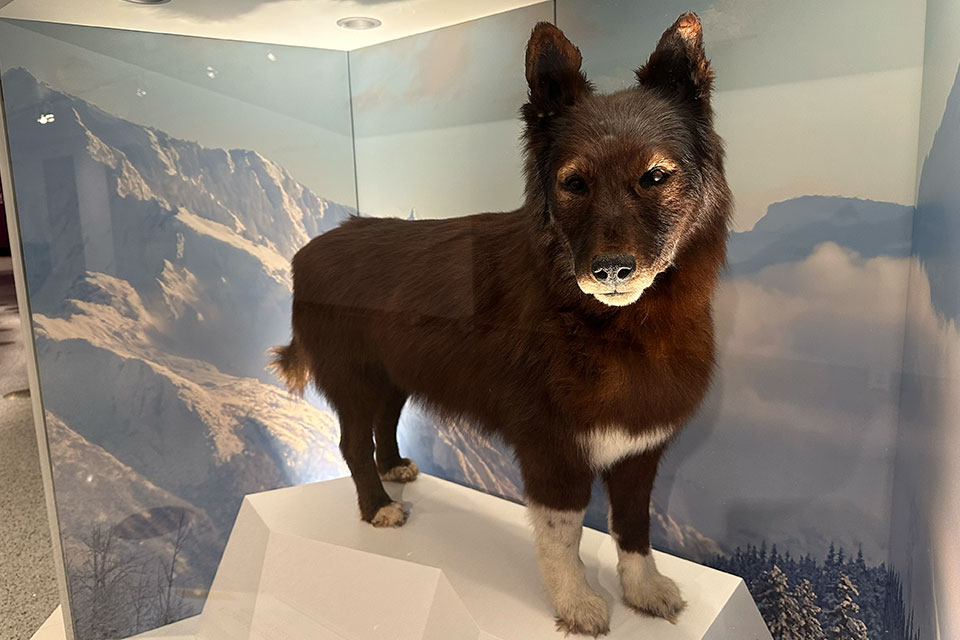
<box><xmin>0</xmin><ymin>255</ymin><xmax>59</xmax><ymax>639</ymax></box>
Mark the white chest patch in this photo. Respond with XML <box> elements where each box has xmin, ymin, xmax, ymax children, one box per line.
<box><xmin>579</xmin><ymin>426</ymin><xmax>675</xmax><ymax>470</ymax></box>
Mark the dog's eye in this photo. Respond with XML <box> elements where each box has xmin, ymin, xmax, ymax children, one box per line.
<box><xmin>640</xmin><ymin>167</ymin><xmax>670</xmax><ymax>188</ymax></box>
<box><xmin>560</xmin><ymin>175</ymin><xmax>588</xmax><ymax>195</ymax></box>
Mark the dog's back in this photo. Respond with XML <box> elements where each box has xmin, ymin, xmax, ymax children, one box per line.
<box><xmin>276</xmin><ymin>211</ymin><xmax>551</xmax><ymax>424</ymax></box>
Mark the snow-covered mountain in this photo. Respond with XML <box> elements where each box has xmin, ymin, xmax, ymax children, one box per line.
<box><xmin>3</xmin><ymin>67</ymin><xmax>355</xmax><ymax>381</ymax></box>
<box><xmin>3</xmin><ymin>68</ymin><xmax>356</xmax><ymax>628</ymax></box>
<box><xmin>34</xmin><ymin>272</ymin><xmax>346</xmax><ymax>531</ymax></box>
<box><xmin>3</xmin><ymin>67</ymin><xmax>352</xmax><ymax>259</ymax></box>
<box><xmin>727</xmin><ymin>195</ymin><xmax>914</xmax><ymax>276</ymax></box>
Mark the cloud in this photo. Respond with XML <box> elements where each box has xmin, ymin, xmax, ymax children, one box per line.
<box><xmin>662</xmin><ymin>241</ymin><xmax>913</xmax><ymax>559</ymax></box>
<box><xmin>721</xmin><ymin>241</ymin><xmax>910</xmax><ymax>371</ymax></box>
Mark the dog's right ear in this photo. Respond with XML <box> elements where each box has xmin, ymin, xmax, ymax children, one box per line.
<box><xmin>636</xmin><ymin>13</ymin><xmax>713</xmax><ymax>108</ymax></box>
<box><xmin>522</xmin><ymin>22</ymin><xmax>590</xmax><ymax>126</ymax></box>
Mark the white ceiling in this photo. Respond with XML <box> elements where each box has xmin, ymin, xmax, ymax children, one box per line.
<box><xmin>0</xmin><ymin>0</ymin><xmax>546</xmax><ymax>51</ymax></box>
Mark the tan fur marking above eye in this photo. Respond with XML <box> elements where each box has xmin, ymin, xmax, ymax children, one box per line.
<box><xmin>647</xmin><ymin>155</ymin><xmax>678</xmax><ymax>173</ymax></box>
<box><xmin>557</xmin><ymin>161</ymin><xmax>584</xmax><ymax>183</ymax></box>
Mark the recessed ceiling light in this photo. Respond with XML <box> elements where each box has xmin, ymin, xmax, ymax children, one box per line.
<box><xmin>337</xmin><ymin>16</ymin><xmax>382</xmax><ymax>30</ymax></box>
<box><xmin>124</xmin><ymin>0</ymin><xmax>171</xmax><ymax>5</ymax></box>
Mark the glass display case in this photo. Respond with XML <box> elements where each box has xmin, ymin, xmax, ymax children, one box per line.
<box><xmin>0</xmin><ymin>1</ymin><xmax>955</xmax><ymax>638</ymax></box>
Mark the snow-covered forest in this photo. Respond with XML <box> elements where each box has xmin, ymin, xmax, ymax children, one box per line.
<box><xmin>709</xmin><ymin>543</ymin><xmax>920</xmax><ymax>640</ymax></box>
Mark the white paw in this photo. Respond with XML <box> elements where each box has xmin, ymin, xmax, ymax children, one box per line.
<box><xmin>618</xmin><ymin>552</ymin><xmax>685</xmax><ymax>622</ymax></box>
<box><xmin>554</xmin><ymin>589</ymin><xmax>610</xmax><ymax>637</ymax></box>
<box><xmin>370</xmin><ymin>501</ymin><xmax>408</xmax><ymax>528</ymax></box>
<box><xmin>623</xmin><ymin>573</ymin><xmax>685</xmax><ymax>622</ymax></box>
<box><xmin>380</xmin><ymin>459</ymin><xmax>419</xmax><ymax>483</ymax></box>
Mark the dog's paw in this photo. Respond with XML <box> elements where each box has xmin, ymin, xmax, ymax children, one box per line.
<box><xmin>380</xmin><ymin>458</ymin><xmax>419</xmax><ymax>483</ymax></box>
<box><xmin>622</xmin><ymin>573</ymin><xmax>686</xmax><ymax>623</ymax></box>
<box><xmin>617</xmin><ymin>551</ymin><xmax>686</xmax><ymax>623</ymax></box>
<box><xmin>554</xmin><ymin>590</ymin><xmax>610</xmax><ymax>637</ymax></box>
<box><xmin>370</xmin><ymin>501</ymin><xmax>408</xmax><ymax>528</ymax></box>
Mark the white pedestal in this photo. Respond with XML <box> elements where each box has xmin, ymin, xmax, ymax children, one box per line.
<box><xmin>199</xmin><ymin>474</ymin><xmax>772</xmax><ymax>640</ymax></box>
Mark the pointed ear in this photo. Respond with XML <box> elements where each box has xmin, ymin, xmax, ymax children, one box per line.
<box><xmin>523</xmin><ymin>22</ymin><xmax>590</xmax><ymax>123</ymax></box>
<box><xmin>635</xmin><ymin>13</ymin><xmax>713</xmax><ymax>106</ymax></box>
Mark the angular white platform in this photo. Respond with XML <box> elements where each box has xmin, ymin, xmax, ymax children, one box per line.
<box><xmin>32</xmin><ymin>475</ymin><xmax>771</xmax><ymax>640</ymax></box>
<box><xmin>199</xmin><ymin>474</ymin><xmax>771</xmax><ymax>640</ymax></box>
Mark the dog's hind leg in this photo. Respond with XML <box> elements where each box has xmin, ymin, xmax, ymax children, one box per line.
<box><xmin>330</xmin><ymin>375</ymin><xmax>408</xmax><ymax>527</ymax></box>
<box><xmin>373</xmin><ymin>387</ymin><xmax>418</xmax><ymax>483</ymax></box>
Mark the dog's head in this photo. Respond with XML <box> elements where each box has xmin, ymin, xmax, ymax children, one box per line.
<box><xmin>522</xmin><ymin>14</ymin><xmax>728</xmax><ymax>307</ymax></box>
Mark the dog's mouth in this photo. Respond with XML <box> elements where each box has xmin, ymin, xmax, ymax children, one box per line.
<box><xmin>593</xmin><ymin>287</ymin><xmax>646</xmax><ymax>307</ymax></box>
<box><xmin>577</xmin><ymin>272</ymin><xmax>658</xmax><ymax>307</ymax></box>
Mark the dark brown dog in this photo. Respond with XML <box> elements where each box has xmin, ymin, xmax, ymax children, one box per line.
<box><xmin>272</xmin><ymin>13</ymin><xmax>730</xmax><ymax>636</ymax></box>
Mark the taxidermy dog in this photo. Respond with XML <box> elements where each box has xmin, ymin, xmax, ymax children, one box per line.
<box><xmin>271</xmin><ymin>13</ymin><xmax>730</xmax><ymax>636</ymax></box>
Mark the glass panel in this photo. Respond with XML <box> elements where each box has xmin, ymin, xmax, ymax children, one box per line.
<box><xmin>0</xmin><ymin>19</ymin><xmax>354</xmax><ymax>637</ymax></box>
<box><xmin>897</xmin><ymin>0</ymin><xmax>960</xmax><ymax>636</ymax></box>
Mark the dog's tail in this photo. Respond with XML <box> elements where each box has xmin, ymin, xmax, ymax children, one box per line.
<box><xmin>267</xmin><ymin>338</ymin><xmax>310</xmax><ymax>397</ymax></box>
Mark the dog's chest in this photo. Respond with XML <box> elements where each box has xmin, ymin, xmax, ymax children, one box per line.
<box><xmin>578</xmin><ymin>425</ymin><xmax>675</xmax><ymax>470</ymax></box>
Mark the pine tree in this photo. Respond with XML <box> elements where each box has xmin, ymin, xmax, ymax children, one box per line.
<box><xmin>756</xmin><ymin>565</ymin><xmax>803</xmax><ymax>640</ymax></box>
<box><xmin>794</xmin><ymin>579</ymin><xmax>825</xmax><ymax>640</ymax></box>
<box><xmin>825</xmin><ymin>574</ymin><xmax>869</xmax><ymax>640</ymax></box>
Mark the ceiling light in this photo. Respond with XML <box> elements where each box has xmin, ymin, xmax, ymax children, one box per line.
<box><xmin>337</xmin><ymin>16</ymin><xmax>382</xmax><ymax>30</ymax></box>
<box><xmin>124</xmin><ymin>0</ymin><xmax>171</xmax><ymax>4</ymax></box>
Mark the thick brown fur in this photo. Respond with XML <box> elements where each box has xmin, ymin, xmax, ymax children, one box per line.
<box><xmin>272</xmin><ymin>13</ymin><xmax>730</xmax><ymax>633</ymax></box>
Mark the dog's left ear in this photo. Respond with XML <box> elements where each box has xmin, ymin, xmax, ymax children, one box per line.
<box><xmin>636</xmin><ymin>13</ymin><xmax>713</xmax><ymax>107</ymax></box>
<box><xmin>523</xmin><ymin>22</ymin><xmax>590</xmax><ymax>124</ymax></box>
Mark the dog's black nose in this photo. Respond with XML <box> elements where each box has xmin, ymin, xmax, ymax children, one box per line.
<box><xmin>591</xmin><ymin>254</ymin><xmax>636</xmax><ymax>286</ymax></box>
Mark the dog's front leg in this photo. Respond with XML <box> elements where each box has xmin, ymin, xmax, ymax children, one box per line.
<box><xmin>522</xmin><ymin>459</ymin><xmax>609</xmax><ymax>636</ymax></box>
<box><xmin>602</xmin><ymin>447</ymin><xmax>685</xmax><ymax>622</ymax></box>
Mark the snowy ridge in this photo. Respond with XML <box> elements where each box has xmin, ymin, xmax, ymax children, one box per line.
<box><xmin>5</xmin><ymin>67</ymin><xmax>356</xmax><ymax>262</ymax></box>
<box><xmin>34</xmin><ymin>272</ymin><xmax>344</xmax><ymax>478</ymax></box>
<box><xmin>77</xmin><ymin>108</ymin><xmax>167</xmax><ymax>206</ymax></box>
<box><xmin>174</xmin><ymin>208</ymin><xmax>290</xmax><ymax>285</ymax></box>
